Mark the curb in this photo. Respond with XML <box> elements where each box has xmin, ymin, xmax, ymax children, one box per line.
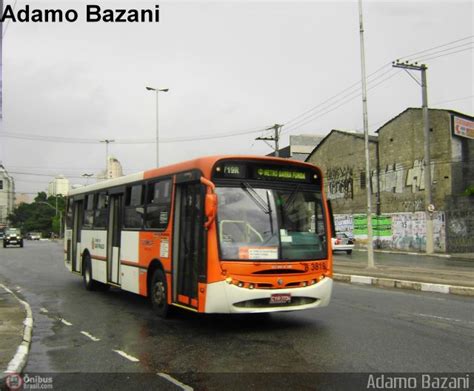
<box><xmin>0</xmin><ymin>284</ymin><xmax>33</xmax><ymax>386</ymax></box>
<box><xmin>333</xmin><ymin>273</ymin><xmax>474</xmax><ymax>297</ymax></box>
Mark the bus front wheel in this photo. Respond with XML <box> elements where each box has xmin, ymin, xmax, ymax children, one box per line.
<box><xmin>150</xmin><ymin>269</ymin><xmax>169</xmax><ymax>318</ymax></box>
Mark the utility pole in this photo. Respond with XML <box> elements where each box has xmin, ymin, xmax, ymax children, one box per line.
<box><xmin>100</xmin><ymin>139</ymin><xmax>115</xmax><ymax>179</ymax></box>
<box><xmin>358</xmin><ymin>0</ymin><xmax>375</xmax><ymax>268</ymax></box>
<box><xmin>256</xmin><ymin>124</ymin><xmax>283</xmax><ymax>157</ymax></box>
<box><xmin>393</xmin><ymin>60</ymin><xmax>434</xmax><ymax>254</ymax></box>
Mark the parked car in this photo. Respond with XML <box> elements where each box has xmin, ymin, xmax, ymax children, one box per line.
<box><xmin>331</xmin><ymin>232</ymin><xmax>354</xmax><ymax>254</ymax></box>
<box><xmin>27</xmin><ymin>232</ymin><xmax>42</xmax><ymax>240</ymax></box>
<box><xmin>0</xmin><ymin>231</ymin><xmax>4</xmax><ymax>240</ymax></box>
<box><xmin>3</xmin><ymin>228</ymin><xmax>24</xmax><ymax>248</ymax></box>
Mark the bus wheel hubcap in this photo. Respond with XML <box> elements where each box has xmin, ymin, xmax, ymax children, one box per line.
<box><xmin>154</xmin><ymin>282</ymin><xmax>165</xmax><ymax>306</ymax></box>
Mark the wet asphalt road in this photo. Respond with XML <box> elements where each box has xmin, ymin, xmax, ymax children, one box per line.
<box><xmin>0</xmin><ymin>241</ymin><xmax>473</xmax><ymax>390</ymax></box>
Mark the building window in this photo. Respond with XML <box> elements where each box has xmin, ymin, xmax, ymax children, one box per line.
<box><xmin>360</xmin><ymin>172</ymin><xmax>366</xmax><ymax>190</ymax></box>
<box><xmin>0</xmin><ymin>180</ymin><xmax>3</xmax><ymax>190</ymax></box>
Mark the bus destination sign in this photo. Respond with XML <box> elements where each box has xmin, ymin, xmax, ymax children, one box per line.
<box><xmin>255</xmin><ymin>168</ymin><xmax>307</xmax><ymax>181</ymax></box>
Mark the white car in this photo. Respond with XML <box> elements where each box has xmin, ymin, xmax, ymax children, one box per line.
<box><xmin>331</xmin><ymin>232</ymin><xmax>354</xmax><ymax>254</ymax></box>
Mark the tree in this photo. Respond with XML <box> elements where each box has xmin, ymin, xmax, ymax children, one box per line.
<box><xmin>8</xmin><ymin>192</ymin><xmax>66</xmax><ymax>237</ymax></box>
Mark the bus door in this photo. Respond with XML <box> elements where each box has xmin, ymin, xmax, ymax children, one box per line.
<box><xmin>172</xmin><ymin>179</ymin><xmax>205</xmax><ymax>308</ymax></box>
<box><xmin>72</xmin><ymin>200</ymin><xmax>83</xmax><ymax>273</ymax></box>
<box><xmin>107</xmin><ymin>194</ymin><xmax>123</xmax><ymax>285</ymax></box>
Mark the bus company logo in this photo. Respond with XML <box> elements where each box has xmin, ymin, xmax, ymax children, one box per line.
<box><xmin>91</xmin><ymin>238</ymin><xmax>105</xmax><ymax>250</ymax></box>
<box><xmin>5</xmin><ymin>373</ymin><xmax>23</xmax><ymax>390</ymax></box>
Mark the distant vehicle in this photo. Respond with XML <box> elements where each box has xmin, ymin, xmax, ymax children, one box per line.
<box><xmin>331</xmin><ymin>232</ymin><xmax>354</xmax><ymax>254</ymax></box>
<box><xmin>27</xmin><ymin>232</ymin><xmax>42</xmax><ymax>240</ymax></box>
<box><xmin>4</xmin><ymin>228</ymin><xmax>24</xmax><ymax>248</ymax></box>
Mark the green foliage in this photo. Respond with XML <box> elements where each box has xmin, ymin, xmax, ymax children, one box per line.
<box><xmin>8</xmin><ymin>193</ymin><xmax>66</xmax><ymax>237</ymax></box>
<box><xmin>463</xmin><ymin>184</ymin><xmax>474</xmax><ymax>196</ymax></box>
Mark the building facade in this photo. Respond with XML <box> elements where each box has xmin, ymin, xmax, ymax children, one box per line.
<box><xmin>0</xmin><ymin>165</ymin><xmax>15</xmax><ymax>227</ymax></box>
<box><xmin>306</xmin><ymin>108</ymin><xmax>474</xmax><ymax>253</ymax></box>
<box><xmin>48</xmin><ymin>175</ymin><xmax>70</xmax><ymax>196</ymax></box>
<box><xmin>97</xmin><ymin>156</ymin><xmax>124</xmax><ymax>181</ymax></box>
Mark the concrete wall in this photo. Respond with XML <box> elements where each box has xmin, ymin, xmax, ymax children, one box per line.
<box><xmin>306</xmin><ymin>130</ymin><xmax>378</xmax><ymax>214</ymax></box>
<box><xmin>376</xmin><ymin>109</ymin><xmax>453</xmax><ymax>213</ymax></box>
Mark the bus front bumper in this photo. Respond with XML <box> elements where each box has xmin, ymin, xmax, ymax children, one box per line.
<box><xmin>204</xmin><ymin>277</ymin><xmax>333</xmax><ymax>314</ymax></box>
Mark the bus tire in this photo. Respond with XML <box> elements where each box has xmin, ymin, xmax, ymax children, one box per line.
<box><xmin>83</xmin><ymin>255</ymin><xmax>99</xmax><ymax>291</ymax></box>
<box><xmin>150</xmin><ymin>269</ymin><xmax>169</xmax><ymax>318</ymax></box>
<box><xmin>346</xmin><ymin>250</ymin><xmax>352</xmax><ymax>255</ymax></box>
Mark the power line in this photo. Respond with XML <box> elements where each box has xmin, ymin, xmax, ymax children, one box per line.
<box><xmin>396</xmin><ymin>35</ymin><xmax>473</xmax><ymax>62</ymax></box>
<box><xmin>283</xmin><ymin>68</ymin><xmax>397</xmax><ymax>132</ymax></box>
<box><xmin>283</xmin><ymin>70</ymin><xmax>402</xmax><ymax>134</ymax></box>
<box><xmin>413</xmin><ymin>46</ymin><xmax>473</xmax><ymax>63</ymax></box>
<box><xmin>281</xmin><ymin>35</ymin><xmax>474</xmax><ymax>136</ymax></box>
<box><xmin>410</xmin><ymin>41</ymin><xmax>473</xmax><ymax>62</ymax></box>
<box><xmin>283</xmin><ymin>63</ymin><xmax>393</xmax><ymax>127</ymax></box>
<box><xmin>431</xmin><ymin>95</ymin><xmax>474</xmax><ymax>106</ymax></box>
<box><xmin>0</xmin><ymin>125</ymin><xmax>271</xmax><ymax>145</ymax></box>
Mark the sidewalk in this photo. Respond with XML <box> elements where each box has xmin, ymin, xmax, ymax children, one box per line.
<box><xmin>333</xmin><ymin>250</ymin><xmax>474</xmax><ymax>295</ymax></box>
<box><xmin>0</xmin><ymin>284</ymin><xmax>32</xmax><ymax>388</ymax></box>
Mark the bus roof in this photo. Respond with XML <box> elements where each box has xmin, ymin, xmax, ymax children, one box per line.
<box><xmin>68</xmin><ymin>155</ymin><xmax>320</xmax><ymax>196</ymax></box>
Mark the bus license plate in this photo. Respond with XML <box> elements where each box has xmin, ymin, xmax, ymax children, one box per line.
<box><xmin>270</xmin><ymin>293</ymin><xmax>291</xmax><ymax>304</ymax></box>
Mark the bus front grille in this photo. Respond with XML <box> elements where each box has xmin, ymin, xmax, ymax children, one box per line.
<box><xmin>233</xmin><ymin>297</ymin><xmax>317</xmax><ymax>308</ymax></box>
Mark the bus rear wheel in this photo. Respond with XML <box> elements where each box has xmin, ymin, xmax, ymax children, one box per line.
<box><xmin>83</xmin><ymin>255</ymin><xmax>100</xmax><ymax>291</ymax></box>
<box><xmin>150</xmin><ymin>269</ymin><xmax>169</xmax><ymax>318</ymax></box>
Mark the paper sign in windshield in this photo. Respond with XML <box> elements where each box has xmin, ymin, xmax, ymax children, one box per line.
<box><xmin>239</xmin><ymin>247</ymin><xmax>278</xmax><ymax>260</ymax></box>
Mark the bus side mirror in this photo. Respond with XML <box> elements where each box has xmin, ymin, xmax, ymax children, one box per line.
<box><xmin>204</xmin><ymin>193</ymin><xmax>217</xmax><ymax>229</ymax></box>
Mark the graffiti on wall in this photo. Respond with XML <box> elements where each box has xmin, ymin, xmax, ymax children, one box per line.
<box><xmin>378</xmin><ymin>163</ymin><xmax>405</xmax><ymax>193</ymax></box>
<box><xmin>333</xmin><ymin>214</ymin><xmax>353</xmax><ymax>236</ymax></box>
<box><xmin>327</xmin><ymin>166</ymin><xmax>353</xmax><ymax>199</ymax></box>
<box><xmin>370</xmin><ymin>159</ymin><xmax>435</xmax><ymax>194</ymax></box>
<box><xmin>333</xmin><ymin>211</ymin><xmax>446</xmax><ymax>252</ymax></box>
<box><xmin>446</xmin><ymin>207</ymin><xmax>474</xmax><ymax>252</ymax></box>
<box><xmin>406</xmin><ymin>160</ymin><xmax>435</xmax><ymax>193</ymax></box>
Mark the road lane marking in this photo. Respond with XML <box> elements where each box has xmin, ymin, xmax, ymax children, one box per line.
<box><xmin>158</xmin><ymin>373</ymin><xmax>193</xmax><ymax>391</ymax></box>
<box><xmin>80</xmin><ymin>331</ymin><xmax>101</xmax><ymax>341</ymax></box>
<box><xmin>113</xmin><ymin>350</ymin><xmax>140</xmax><ymax>362</ymax></box>
<box><xmin>417</xmin><ymin>313</ymin><xmax>474</xmax><ymax>324</ymax></box>
<box><xmin>40</xmin><ymin>307</ymin><xmax>49</xmax><ymax>314</ymax></box>
<box><xmin>60</xmin><ymin>318</ymin><xmax>73</xmax><ymax>326</ymax></box>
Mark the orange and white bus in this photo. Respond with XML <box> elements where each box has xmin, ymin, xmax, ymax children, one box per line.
<box><xmin>64</xmin><ymin>156</ymin><xmax>333</xmax><ymax>316</ymax></box>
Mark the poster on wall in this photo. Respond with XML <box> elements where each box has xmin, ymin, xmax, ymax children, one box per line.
<box><xmin>452</xmin><ymin>115</ymin><xmax>474</xmax><ymax>140</ymax></box>
<box><xmin>353</xmin><ymin>215</ymin><xmax>392</xmax><ymax>236</ymax></box>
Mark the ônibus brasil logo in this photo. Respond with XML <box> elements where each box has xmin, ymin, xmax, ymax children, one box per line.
<box><xmin>5</xmin><ymin>373</ymin><xmax>23</xmax><ymax>390</ymax></box>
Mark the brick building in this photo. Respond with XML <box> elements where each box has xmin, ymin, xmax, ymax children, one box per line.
<box><xmin>306</xmin><ymin>108</ymin><xmax>474</xmax><ymax>253</ymax></box>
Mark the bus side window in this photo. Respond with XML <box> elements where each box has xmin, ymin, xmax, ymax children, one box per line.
<box><xmin>83</xmin><ymin>194</ymin><xmax>95</xmax><ymax>229</ymax></box>
<box><xmin>145</xmin><ymin>179</ymin><xmax>171</xmax><ymax>230</ymax></box>
<box><xmin>124</xmin><ymin>185</ymin><xmax>144</xmax><ymax>229</ymax></box>
<box><xmin>93</xmin><ymin>192</ymin><xmax>108</xmax><ymax>229</ymax></box>
<box><xmin>65</xmin><ymin>198</ymin><xmax>73</xmax><ymax>229</ymax></box>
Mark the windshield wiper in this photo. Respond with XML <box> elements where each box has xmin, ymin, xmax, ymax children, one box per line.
<box><xmin>283</xmin><ymin>184</ymin><xmax>301</xmax><ymax>212</ymax></box>
<box><xmin>241</xmin><ymin>182</ymin><xmax>271</xmax><ymax>215</ymax></box>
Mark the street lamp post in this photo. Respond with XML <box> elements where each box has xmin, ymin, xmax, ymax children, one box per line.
<box><xmin>146</xmin><ymin>86</ymin><xmax>169</xmax><ymax>167</ymax></box>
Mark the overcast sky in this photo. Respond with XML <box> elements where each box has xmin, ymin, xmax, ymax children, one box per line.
<box><xmin>1</xmin><ymin>0</ymin><xmax>473</xmax><ymax>196</ymax></box>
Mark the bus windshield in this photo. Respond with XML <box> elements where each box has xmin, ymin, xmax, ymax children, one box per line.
<box><xmin>216</xmin><ymin>185</ymin><xmax>327</xmax><ymax>261</ymax></box>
